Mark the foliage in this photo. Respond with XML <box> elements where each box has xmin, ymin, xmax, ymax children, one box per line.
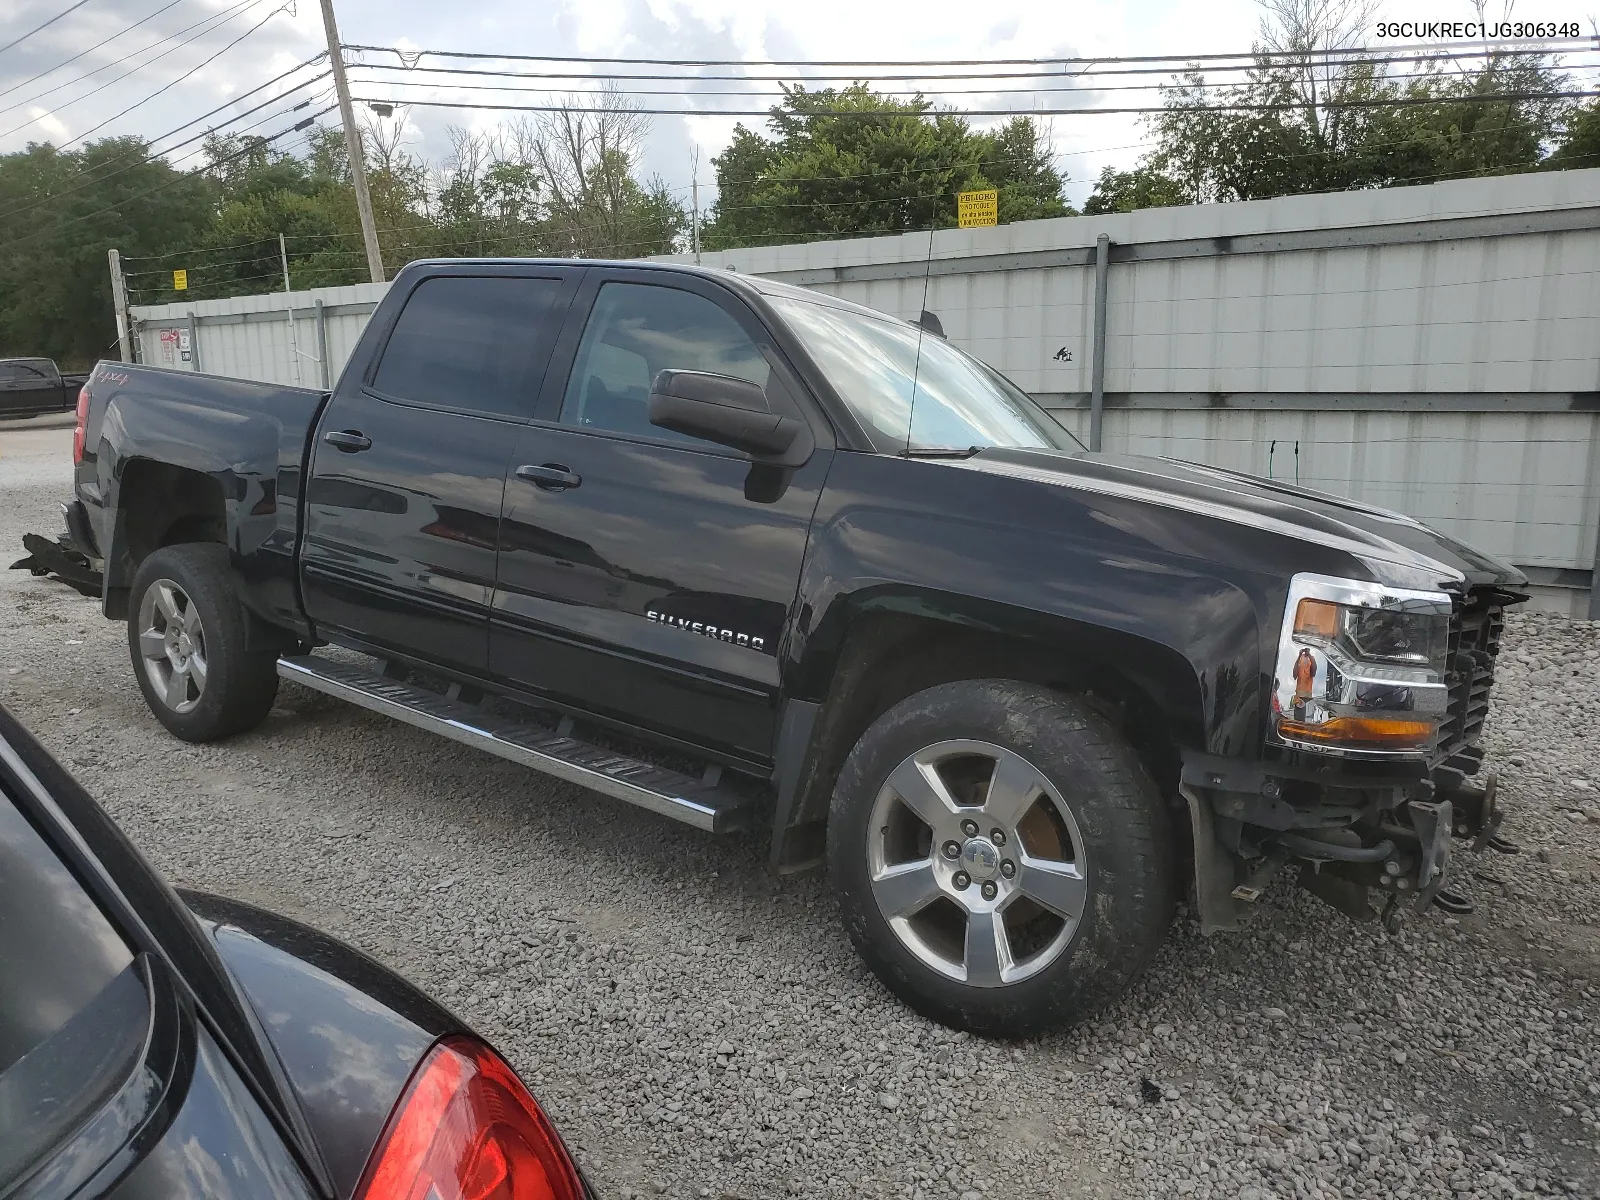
<box><xmin>0</xmin><ymin>92</ymin><xmax>689</xmax><ymax>364</ymax></box>
<box><xmin>1084</xmin><ymin>0</ymin><xmax>1585</xmax><ymax>214</ymax></box>
<box><xmin>702</xmin><ymin>85</ymin><xmax>1071</xmax><ymax>249</ymax></box>
<box><xmin>0</xmin><ymin>136</ymin><xmax>217</xmax><ymax>365</ymax></box>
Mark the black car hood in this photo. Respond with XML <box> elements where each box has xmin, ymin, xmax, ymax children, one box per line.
<box><xmin>960</xmin><ymin>447</ymin><xmax>1527</xmax><ymax>592</ymax></box>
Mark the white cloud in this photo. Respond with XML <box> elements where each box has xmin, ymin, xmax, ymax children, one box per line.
<box><xmin>25</xmin><ymin>107</ymin><xmax>71</xmax><ymax>142</ymax></box>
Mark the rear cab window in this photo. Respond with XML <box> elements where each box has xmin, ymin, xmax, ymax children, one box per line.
<box><xmin>371</xmin><ymin>276</ymin><xmax>567</xmax><ymax>418</ymax></box>
<box><xmin>0</xmin><ymin>786</ymin><xmax>148</xmax><ymax>1189</ymax></box>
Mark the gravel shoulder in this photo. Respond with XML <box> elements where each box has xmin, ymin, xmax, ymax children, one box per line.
<box><xmin>2</xmin><ymin>435</ymin><xmax>1596</xmax><ymax>1200</ymax></box>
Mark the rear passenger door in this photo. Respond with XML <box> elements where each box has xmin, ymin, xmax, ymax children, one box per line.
<box><xmin>300</xmin><ymin>267</ymin><xmax>581</xmax><ymax>675</ymax></box>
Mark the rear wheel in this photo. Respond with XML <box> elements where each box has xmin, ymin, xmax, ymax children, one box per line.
<box><xmin>128</xmin><ymin>544</ymin><xmax>278</xmax><ymax>741</ymax></box>
<box><xmin>828</xmin><ymin>679</ymin><xmax>1175</xmax><ymax>1036</ymax></box>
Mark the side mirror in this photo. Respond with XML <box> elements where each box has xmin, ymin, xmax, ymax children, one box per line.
<box><xmin>648</xmin><ymin>370</ymin><xmax>803</xmax><ymax>458</ymax></box>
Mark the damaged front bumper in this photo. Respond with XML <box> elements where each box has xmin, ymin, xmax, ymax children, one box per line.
<box><xmin>1181</xmin><ymin>748</ymin><xmax>1517</xmax><ymax>935</ymax></box>
<box><xmin>10</xmin><ymin>501</ymin><xmax>104</xmax><ymax>598</ymax></box>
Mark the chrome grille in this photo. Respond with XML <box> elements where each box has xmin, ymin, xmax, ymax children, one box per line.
<box><xmin>1431</xmin><ymin>594</ymin><xmax>1504</xmax><ymax>766</ymax></box>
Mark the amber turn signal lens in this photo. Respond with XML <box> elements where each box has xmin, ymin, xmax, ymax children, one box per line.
<box><xmin>1277</xmin><ymin>715</ymin><xmax>1435</xmax><ymax>748</ymax></box>
<box><xmin>1293</xmin><ymin>598</ymin><xmax>1340</xmax><ymax>639</ymax></box>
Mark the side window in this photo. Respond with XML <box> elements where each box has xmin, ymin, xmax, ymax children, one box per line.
<box><xmin>371</xmin><ymin>276</ymin><xmax>563</xmax><ymax>419</ymax></box>
<box><xmin>0</xmin><ymin>789</ymin><xmax>147</xmax><ymax>1188</ymax></box>
<box><xmin>559</xmin><ymin>282</ymin><xmax>770</xmax><ymax>440</ymax></box>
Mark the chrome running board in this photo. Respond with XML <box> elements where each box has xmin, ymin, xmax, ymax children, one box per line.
<box><xmin>277</xmin><ymin>654</ymin><xmax>751</xmax><ymax>833</ymax></box>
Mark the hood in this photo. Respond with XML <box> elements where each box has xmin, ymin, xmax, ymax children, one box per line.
<box><xmin>960</xmin><ymin>447</ymin><xmax>1527</xmax><ymax>593</ymax></box>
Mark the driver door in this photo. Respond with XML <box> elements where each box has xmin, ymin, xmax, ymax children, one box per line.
<box><xmin>489</xmin><ymin>269</ymin><xmax>834</xmax><ymax>763</ymax></box>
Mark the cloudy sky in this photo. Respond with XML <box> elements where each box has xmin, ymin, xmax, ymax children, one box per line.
<box><xmin>1</xmin><ymin>0</ymin><xmax>1590</xmax><ymax>210</ymax></box>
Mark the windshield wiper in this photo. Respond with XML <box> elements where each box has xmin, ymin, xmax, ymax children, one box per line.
<box><xmin>900</xmin><ymin>446</ymin><xmax>982</xmax><ymax>459</ymax></box>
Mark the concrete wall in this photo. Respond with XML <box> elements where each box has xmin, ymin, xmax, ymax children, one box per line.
<box><xmin>127</xmin><ymin>169</ymin><xmax>1600</xmax><ymax>612</ymax></box>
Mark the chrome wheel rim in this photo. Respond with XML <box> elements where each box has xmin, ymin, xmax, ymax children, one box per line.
<box><xmin>137</xmin><ymin>578</ymin><xmax>207</xmax><ymax>714</ymax></box>
<box><xmin>866</xmin><ymin>739</ymin><xmax>1089</xmax><ymax>988</ymax></box>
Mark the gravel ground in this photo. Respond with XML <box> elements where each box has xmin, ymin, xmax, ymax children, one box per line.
<box><xmin>3</xmin><ymin>427</ymin><xmax>1597</xmax><ymax>1200</ymax></box>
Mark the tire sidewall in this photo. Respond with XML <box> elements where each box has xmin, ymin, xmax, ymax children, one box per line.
<box><xmin>828</xmin><ymin>679</ymin><xmax>1173</xmax><ymax>1036</ymax></box>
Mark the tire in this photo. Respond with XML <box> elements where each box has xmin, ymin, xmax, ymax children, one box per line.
<box><xmin>127</xmin><ymin>544</ymin><xmax>279</xmax><ymax>742</ymax></box>
<box><xmin>827</xmin><ymin>679</ymin><xmax>1175</xmax><ymax>1037</ymax></box>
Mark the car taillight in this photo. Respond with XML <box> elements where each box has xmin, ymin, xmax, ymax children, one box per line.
<box><xmin>72</xmin><ymin>385</ymin><xmax>90</xmax><ymax>463</ymax></box>
<box><xmin>355</xmin><ymin>1036</ymin><xmax>584</xmax><ymax>1200</ymax></box>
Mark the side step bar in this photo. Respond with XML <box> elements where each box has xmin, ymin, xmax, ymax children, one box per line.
<box><xmin>277</xmin><ymin>655</ymin><xmax>752</xmax><ymax>832</ymax></box>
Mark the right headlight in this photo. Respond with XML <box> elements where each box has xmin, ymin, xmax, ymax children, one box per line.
<box><xmin>1271</xmin><ymin>573</ymin><xmax>1453</xmax><ymax>757</ymax></box>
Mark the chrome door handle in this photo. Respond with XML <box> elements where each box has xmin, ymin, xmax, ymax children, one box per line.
<box><xmin>324</xmin><ymin>430</ymin><xmax>372</xmax><ymax>453</ymax></box>
<box><xmin>516</xmin><ymin>463</ymin><xmax>582</xmax><ymax>491</ymax></box>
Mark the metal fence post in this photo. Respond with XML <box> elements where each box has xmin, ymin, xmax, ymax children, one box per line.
<box><xmin>315</xmin><ymin>299</ymin><xmax>330</xmax><ymax>388</ymax></box>
<box><xmin>108</xmin><ymin>249</ymin><xmax>132</xmax><ymax>363</ymax></box>
<box><xmin>1090</xmin><ymin>233</ymin><xmax>1111</xmax><ymax>452</ymax></box>
<box><xmin>186</xmin><ymin>310</ymin><xmax>201</xmax><ymax>373</ymax></box>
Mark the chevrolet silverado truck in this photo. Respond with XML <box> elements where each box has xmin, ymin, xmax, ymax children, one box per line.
<box><xmin>46</xmin><ymin>259</ymin><xmax>1525</xmax><ymax>1035</ymax></box>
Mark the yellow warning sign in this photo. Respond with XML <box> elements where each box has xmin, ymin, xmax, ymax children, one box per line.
<box><xmin>957</xmin><ymin>189</ymin><xmax>998</xmax><ymax>228</ymax></box>
<box><xmin>172</xmin><ymin>269</ymin><xmax>188</xmax><ymax>291</ymax></box>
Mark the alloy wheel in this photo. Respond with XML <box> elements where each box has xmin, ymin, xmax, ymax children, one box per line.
<box><xmin>865</xmin><ymin>739</ymin><xmax>1089</xmax><ymax>987</ymax></box>
<box><xmin>137</xmin><ymin>578</ymin><xmax>208</xmax><ymax>714</ymax></box>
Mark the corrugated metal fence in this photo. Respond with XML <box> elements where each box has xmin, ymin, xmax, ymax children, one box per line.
<box><xmin>127</xmin><ymin>167</ymin><xmax>1600</xmax><ymax>614</ymax></box>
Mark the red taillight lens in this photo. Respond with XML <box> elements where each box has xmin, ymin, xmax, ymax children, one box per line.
<box><xmin>72</xmin><ymin>385</ymin><xmax>90</xmax><ymax>463</ymax></box>
<box><xmin>356</xmin><ymin>1036</ymin><xmax>583</xmax><ymax>1200</ymax></box>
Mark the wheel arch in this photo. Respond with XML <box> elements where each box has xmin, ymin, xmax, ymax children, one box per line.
<box><xmin>770</xmin><ymin>589</ymin><xmax>1217</xmax><ymax>871</ymax></box>
<box><xmin>103</xmin><ymin>458</ymin><xmax>228</xmax><ymax>617</ymax></box>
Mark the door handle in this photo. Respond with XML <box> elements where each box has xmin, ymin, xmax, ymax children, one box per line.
<box><xmin>324</xmin><ymin>430</ymin><xmax>372</xmax><ymax>453</ymax></box>
<box><xmin>516</xmin><ymin>463</ymin><xmax>582</xmax><ymax>491</ymax></box>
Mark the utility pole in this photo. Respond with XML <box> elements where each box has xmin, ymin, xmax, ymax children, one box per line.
<box><xmin>107</xmin><ymin>248</ymin><xmax>132</xmax><ymax>362</ymax></box>
<box><xmin>691</xmin><ymin>147</ymin><xmax>701</xmax><ymax>265</ymax></box>
<box><xmin>317</xmin><ymin>0</ymin><xmax>383</xmax><ymax>283</ymax></box>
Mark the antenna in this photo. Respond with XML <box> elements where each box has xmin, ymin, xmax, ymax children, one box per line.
<box><xmin>902</xmin><ymin>194</ymin><xmax>939</xmax><ymax>456</ymax></box>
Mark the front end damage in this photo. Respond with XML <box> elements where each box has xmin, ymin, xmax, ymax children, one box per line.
<box><xmin>1185</xmin><ymin>582</ymin><xmax>1526</xmax><ymax>934</ymax></box>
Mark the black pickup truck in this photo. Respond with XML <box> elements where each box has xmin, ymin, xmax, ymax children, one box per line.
<box><xmin>0</xmin><ymin>356</ymin><xmax>87</xmax><ymax>419</ymax></box>
<box><xmin>48</xmin><ymin>259</ymin><xmax>1526</xmax><ymax>1035</ymax></box>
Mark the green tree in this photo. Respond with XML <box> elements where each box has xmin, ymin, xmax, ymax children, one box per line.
<box><xmin>0</xmin><ymin>136</ymin><xmax>216</xmax><ymax>364</ymax></box>
<box><xmin>703</xmin><ymin>85</ymin><xmax>1070</xmax><ymax>249</ymax></box>
<box><xmin>1083</xmin><ymin>164</ymin><xmax>1189</xmax><ymax>213</ymax></box>
<box><xmin>1545</xmin><ymin>97</ymin><xmax>1600</xmax><ymax>170</ymax></box>
<box><xmin>1098</xmin><ymin>0</ymin><xmax>1578</xmax><ymax>214</ymax></box>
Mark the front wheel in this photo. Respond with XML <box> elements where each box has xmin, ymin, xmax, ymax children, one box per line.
<box><xmin>828</xmin><ymin>679</ymin><xmax>1175</xmax><ymax>1036</ymax></box>
<box><xmin>128</xmin><ymin>544</ymin><xmax>279</xmax><ymax>742</ymax></box>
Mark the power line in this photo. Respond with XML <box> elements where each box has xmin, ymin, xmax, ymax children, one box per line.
<box><xmin>58</xmin><ymin>2</ymin><xmax>296</xmax><ymax>150</ymax></box>
<box><xmin>0</xmin><ymin>0</ymin><xmax>264</xmax><ymax>130</ymax></box>
<box><xmin>0</xmin><ymin>0</ymin><xmax>183</xmax><ymax>104</ymax></box>
<box><xmin>350</xmin><ymin>87</ymin><xmax>1600</xmax><ymax>121</ymax></box>
<box><xmin>0</xmin><ymin>0</ymin><xmax>94</xmax><ymax>58</ymax></box>
<box><xmin>0</xmin><ymin>63</ymin><xmax>329</xmax><ymax>223</ymax></box>
<box><xmin>341</xmin><ymin>45</ymin><xmax>1600</xmax><ymax>87</ymax></box>
<box><xmin>342</xmin><ymin>36</ymin><xmax>1598</xmax><ymax>69</ymax></box>
<box><xmin>2</xmin><ymin>103</ymin><xmax>337</xmax><ymax>248</ymax></box>
<box><xmin>343</xmin><ymin>57</ymin><xmax>1600</xmax><ymax>104</ymax></box>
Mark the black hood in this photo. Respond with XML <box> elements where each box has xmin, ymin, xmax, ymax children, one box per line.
<box><xmin>960</xmin><ymin>447</ymin><xmax>1528</xmax><ymax>592</ymax></box>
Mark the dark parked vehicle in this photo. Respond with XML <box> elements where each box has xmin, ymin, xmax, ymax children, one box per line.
<box><xmin>0</xmin><ymin>357</ymin><xmax>85</xmax><ymax>419</ymax></box>
<box><xmin>45</xmin><ymin>259</ymin><xmax>1525</xmax><ymax>1034</ymax></box>
<box><xmin>0</xmin><ymin>702</ymin><xmax>589</xmax><ymax>1199</ymax></box>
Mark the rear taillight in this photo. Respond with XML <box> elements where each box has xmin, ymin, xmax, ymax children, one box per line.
<box><xmin>72</xmin><ymin>385</ymin><xmax>90</xmax><ymax>463</ymax></box>
<box><xmin>355</xmin><ymin>1036</ymin><xmax>584</xmax><ymax>1200</ymax></box>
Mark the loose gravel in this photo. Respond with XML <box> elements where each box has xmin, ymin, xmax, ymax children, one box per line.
<box><xmin>3</xmin><ymin>426</ymin><xmax>1597</xmax><ymax>1200</ymax></box>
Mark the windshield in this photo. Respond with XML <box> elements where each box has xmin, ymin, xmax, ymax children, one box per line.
<box><xmin>768</xmin><ymin>295</ymin><xmax>1081</xmax><ymax>453</ymax></box>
